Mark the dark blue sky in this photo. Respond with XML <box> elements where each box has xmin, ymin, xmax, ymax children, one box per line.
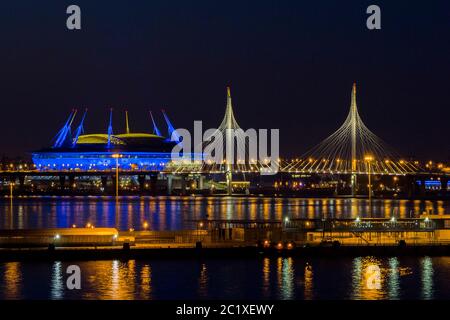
<box><xmin>0</xmin><ymin>0</ymin><xmax>449</xmax><ymax>159</ymax></box>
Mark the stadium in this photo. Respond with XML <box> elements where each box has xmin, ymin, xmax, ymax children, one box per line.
<box><xmin>32</xmin><ymin>109</ymin><xmax>180</xmax><ymax>171</ymax></box>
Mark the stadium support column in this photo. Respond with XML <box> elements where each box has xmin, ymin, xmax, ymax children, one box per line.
<box><xmin>18</xmin><ymin>175</ymin><xmax>25</xmax><ymax>192</ymax></box>
<box><xmin>101</xmin><ymin>176</ymin><xmax>108</xmax><ymax>192</ymax></box>
<box><xmin>405</xmin><ymin>175</ymin><xmax>415</xmax><ymax>198</ymax></box>
<box><xmin>181</xmin><ymin>175</ymin><xmax>187</xmax><ymax>195</ymax></box>
<box><xmin>166</xmin><ymin>174</ymin><xmax>173</xmax><ymax>195</ymax></box>
<box><xmin>419</xmin><ymin>178</ymin><xmax>426</xmax><ymax>196</ymax></box>
<box><xmin>138</xmin><ymin>175</ymin><xmax>146</xmax><ymax>193</ymax></box>
<box><xmin>150</xmin><ymin>173</ymin><xmax>158</xmax><ymax>194</ymax></box>
<box><xmin>69</xmin><ymin>175</ymin><xmax>75</xmax><ymax>191</ymax></box>
<box><xmin>198</xmin><ymin>175</ymin><xmax>204</xmax><ymax>190</ymax></box>
<box><xmin>111</xmin><ymin>175</ymin><xmax>117</xmax><ymax>196</ymax></box>
<box><xmin>441</xmin><ymin>177</ymin><xmax>449</xmax><ymax>193</ymax></box>
<box><xmin>59</xmin><ymin>175</ymin><xmax>66</xmax><ymax>190</ymax></box>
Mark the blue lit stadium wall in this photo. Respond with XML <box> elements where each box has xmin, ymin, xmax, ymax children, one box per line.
<box><xmin>32</xmin><ymin>152</ymin><xmax>172</xmax><ymax>171</ymax></box>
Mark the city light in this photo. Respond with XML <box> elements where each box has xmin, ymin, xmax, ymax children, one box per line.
<box><xmin>1</xmin><ymin>3</ymin><xmax>450</xmax><ymax>304</ymax></box>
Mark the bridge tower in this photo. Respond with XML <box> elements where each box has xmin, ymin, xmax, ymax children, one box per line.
<box><xmin>224</xmin><ymin>87</ymin><xmax>234</xmax><ymax>195</ymax></box>
<box><xmin>350</xmin><ymin>83</ymin><xmax>358</xmax><ymax>195</ymax></box>
<box><xmin>125</xmin><ymin>110</ymin><xmax>130</xmax><ymax>134</ymax></box>
<box><xmin>168</xmin><ymin>86</ymin><xmax>255</xmax><ymax>195</ymax></box>
<box><xmin>284</xmin><ymin>83</ymin><xmax>419</xmax><ymax>194</ymax></box>
<box><xmin>204</xmin><ymin>86</ymin><xmax>241</xmax><ymax>195</ymax></box>
<box><xmin>107</xmin><ymin>109</ymin><xmax>113</xmax><ymax>147</ymax></box>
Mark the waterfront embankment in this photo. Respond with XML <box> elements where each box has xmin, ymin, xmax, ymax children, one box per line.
<box><xmin>1</xmin><ymin>216</ymin><xmax>450</xmax><ymax>261</ymax></box>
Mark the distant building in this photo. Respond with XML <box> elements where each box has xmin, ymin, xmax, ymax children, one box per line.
<box><xmin>32</xmin><ymin>109</ymin><xmax>179</xmax><ymax>171</ymax></box>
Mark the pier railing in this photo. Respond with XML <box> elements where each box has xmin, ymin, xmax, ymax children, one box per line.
<box><xmin>286</xmin><ymin>218</ymin><xmax>438</xmax><ymax>233</ymax></box>
<box><xmin>0</xmin><ymin>217</ymin><xmax>448</xmax><ymax>249</ymax></box>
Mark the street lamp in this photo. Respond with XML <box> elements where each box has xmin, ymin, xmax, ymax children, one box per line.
<box><xmin>112</xmin><ymin>154</ymin><xmax>122</xmax><ymax>199</ymax></box>
<box><xmin>393</xmin><ymin>176</ymin><xmax>399</xmax><ymax>191</ymax></box>
<box><xmin>364</xmin><ymin>155</ymin><xmax>373</xmax><ymax>216</ymax></box>
<box><xmin>284</xmin><ymin>216</ymin><xmax>290</xmax><ymax>229</ymax></box>
<box><xmin>424</xmin><ymin>217</ymin><xmax>430</xmax><ymax>228</ymax></box>
<box><xmin>9</xmin><ymin>182</ymin><xmax>14</xmax><ymax>200</ymax></box>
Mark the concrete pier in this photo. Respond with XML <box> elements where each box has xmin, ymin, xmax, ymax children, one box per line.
<box><xmin>0</xmin><ymin>216</ymin><xmax>449</xmax><ymax>261</ymax></box>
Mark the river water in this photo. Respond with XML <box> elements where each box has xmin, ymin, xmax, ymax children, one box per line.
<box><xmin>0</xmin><ymin>256</ymin><xmax>448</xmax><ymax>299</ymax></box>
<box><xmin>0</xmin><ymin>196</ymin><xmax>449</xmax><ymax>230</ymax></box>
<box><xmin>0</xmin><ymin>197</ymin><xmax>449</xmax><ymax>300</ymax></box>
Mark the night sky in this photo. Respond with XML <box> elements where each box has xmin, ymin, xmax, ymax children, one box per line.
<box><xmin>0</xmin><ymin>0</ymin><xmax>449</xmax><ymax>160</ymax></box>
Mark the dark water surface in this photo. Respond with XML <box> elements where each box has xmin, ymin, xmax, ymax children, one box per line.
<box><xmin>0</xmin><ymin>256</ymin><xmax>448</xmax><ymax>300</ymax></box>
<box><xmin>0</xmin><ymin>197</ymin><xmax>448</xmax><ymax>300</ymax></box>
<box><xmin>0</xmin><ymin>196</ymin><xmax>449</xmax><ymax>231</ymax></box>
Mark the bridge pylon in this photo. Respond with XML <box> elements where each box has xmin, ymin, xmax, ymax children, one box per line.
<box><xmin>283</xmin><ymin>83</ymin><xmax>419</xmax><ymax>193</ymax></box>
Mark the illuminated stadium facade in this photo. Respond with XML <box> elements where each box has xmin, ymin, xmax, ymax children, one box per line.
<box><xmin>32</xmin><ymin>109</ymin><xmax>179</xmax><ymax>171</ymax></box>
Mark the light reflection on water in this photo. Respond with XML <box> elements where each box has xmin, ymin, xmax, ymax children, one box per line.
<box><xmin>198</xmin><ymin>263</ymin><xmax>209</xmax><ymax>298</ymax></box>
<box><xmin>0</xmin><ymin>197</ymin><xmax>448</xmax><ymax>231</ymax></box>
<box><xmin>3</xmin><ymin>262</ymin><xmax>22</xmax><ymax>299</ymax></box>
<box><xmin>0</xmin><ymin>197</ymin><xmax>448</xmax><ymax>299</ymax></box>
<box><xmin>277</xmin><ymin>257</ymin><xmax>294</xmax><ymax>300</ymax></box>
<box><xmin>262</xmin><ymin>258</ymin><xmax>270</xmax><ymax>298</ymax></box>
<box><xmin>304</xmin><ymin>263</ymin><xmax>314</xmax><ymax>300</ymax></box>
<box><xmin>388</xmin><ymin>257</ymin><xmax>400</xmax><ymax>300</ymax></box>
<box><xmin>352</xmin><ymin>256</ymin><xmax>387</xmax><ymax>300</ymax></box>
<box><xmin>0</xmin><ymin>256</ymin><xmax>448</xmax><ymax>300</ymax></box>
<box><xmin>421</xmin><ymin>256</ymin><xmax>434</xmax><ymax>299</ymax></box>
<box><xmin>50</xmin><ymin>261</ymin><xmax>63</xmax><ymax>300</ymax></box>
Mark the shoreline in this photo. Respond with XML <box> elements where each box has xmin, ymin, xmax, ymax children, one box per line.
<box><xmin>1</xmin><ymin>194</ymin><xmax>450</xmax><ymax>201</ymax></box>
<box><xmin>1</xmin><ymin>244</ymin><xmax>449</xmax><ymax>262</ymax></box>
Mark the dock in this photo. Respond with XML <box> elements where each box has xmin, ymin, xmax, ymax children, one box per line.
<box><xmin>0</xmin><ymin>216</ymin><xmax>449</xmax><ymax>261</ymax></box>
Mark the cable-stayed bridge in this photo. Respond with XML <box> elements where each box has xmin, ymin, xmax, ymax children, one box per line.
<box><xmin>2</xmin><ymin>83</ymin><xmax>448</xmax><ymax>197</ymax></box>
<box><xmin>166</xmin><ymin>84</ymin><xmax>420</xmax><ymax>176</ymax></box>
<box><xmin>281</xmin><ymin>84</ymin><xmax>418</xmax><ymax>175</ymax></box>
<box><xmin>165</xmin><ymin>87</ymin><xmax>278</xmax><ymax>180</ymax></box>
